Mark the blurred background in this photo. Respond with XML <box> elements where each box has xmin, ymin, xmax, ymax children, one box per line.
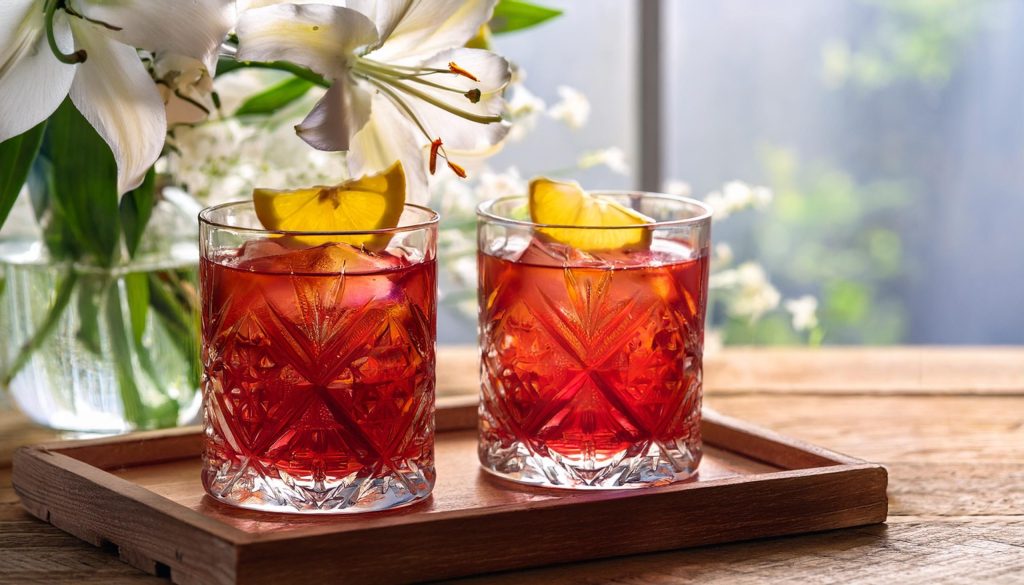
<box><xmin>441</xmin><ymin>0</ymin><xmax>1024</xmax><ymax>346</ymax></box>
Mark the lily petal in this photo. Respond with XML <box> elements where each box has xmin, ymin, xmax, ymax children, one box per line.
<box><xmin>295</xmin><ymin>76</ymin><xmax>372</xmax><ymax>151</ymax></box>
<box><xmin>400</xmin><ymin>49</ymin><xmax>510</xmax><ymax>151</ymax></box>
<box><xmin>69</xmin><ymin>0</ymin><xmax>235</xmax><ymax>72</ymax></box>
<box><xmin>236</xmin><ymin>4</ymin><xmax>378</xmax><ymax>78</ymax></box>
<box><xmin>68</xmin><ymin>22</ymin><xmax>166</xmax><ymax>194</ymax></box>
<box><xmin>344</xmin><ymin>0</ymin><xmax>412</xmax><ymax>50</ymax></box>
<box><xmin>347</xmin><ymin>93</ymin><xmax>429</xmax><ymax>202</ymax></box>
<box><xmin>0</xmin><ymin>3</ymin><xmax>76</xmax><ymax>142</ymax></box>
<box><xmin>369</xmin><ymin>0</ymin><xmax>497</xmax><ymax>64</ymax></box>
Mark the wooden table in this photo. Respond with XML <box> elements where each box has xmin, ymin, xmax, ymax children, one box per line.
<box><xmin>2</xmin><ymin>347</ymin><xmax>1023</xmax><ymax>584</ymax></box>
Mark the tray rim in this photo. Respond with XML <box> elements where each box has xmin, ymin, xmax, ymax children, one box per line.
<box><xmin>11</xmin><ymin>396</ymin><xmax>889</xmax><ymax>583</ymax></box>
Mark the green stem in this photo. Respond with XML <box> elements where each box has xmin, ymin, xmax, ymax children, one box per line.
<box><xmin>0</xmin><ymin>270</ymin><xmax>79</xmax><ymax>388</ymax></box>
<box><xmin>232</xmin><ymin>60</ymin><xmax>330</xmax><ymax>88</ymax></box>
<box><xmin>147</xmin><ymin>272</ymin><xmax>201</xmax><ymax>389</ymax></box>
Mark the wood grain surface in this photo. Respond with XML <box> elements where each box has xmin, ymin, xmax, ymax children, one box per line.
<box><xmin>2</xmin><ymin>347</ymin><xmax>1023</xmax><ymax>584</ymax></box>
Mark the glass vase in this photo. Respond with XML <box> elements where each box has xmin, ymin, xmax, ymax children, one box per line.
<box><xmin>0</xmin><ymin>196</ymin><xmax>202</xmax><ymax>433</ymax></box>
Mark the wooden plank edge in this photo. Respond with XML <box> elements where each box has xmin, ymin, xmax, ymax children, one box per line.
<box><xmin>237</xmin><ymin>464</ymin><xmax>889</xmax><ymax>583</ymax></box>
<box><xmin>702</xmin><ymin>407</ymin><xmax>867</xmax><ymax>468</ymax></box>
<box><xmin>437</xmin><ymin>394</ymin><xmax>477</xmax><ymax>432</ymax></box>
<box><xmin>12</xmin><ymin>446</ymin><xmax>244</xmax><ymax>585</ymax></box>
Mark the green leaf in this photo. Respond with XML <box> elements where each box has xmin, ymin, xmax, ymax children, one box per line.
<box><xmin>0</xmin><ymin>122</ymin><xmax>46</xmax><ymax>228</ymax></box>
<box><xmin>40</xmin><ymin>99</ymin><xmax>122</xmax><ymax>267</ymax></box>
<box><xmin>120</xmin><ymin>168</ymin><xmax>156</xmax><ymax>259</ymax></box>
<box><xmin>490</xmin><ymin>0</ymin><xmax>562</xmax><ymax>34</ymax></box>
<box><xmin>235</xmin><ymin>77</ymin><xmax>316</xmax><ymax>116</ymax></box>
<box><xmin>124</xmin><ymin>272</ymin><xmax>149</xmax><ymax>346</ymax></box>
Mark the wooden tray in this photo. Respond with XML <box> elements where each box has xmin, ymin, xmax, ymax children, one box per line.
<box><xmin>12</xmin><ymin>396</ymin><xmax>887</xmax><ymax>584</ymax></box>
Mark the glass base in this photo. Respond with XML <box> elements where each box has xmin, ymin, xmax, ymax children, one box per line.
<box><xmin>478</xmin><ymin>436</ymin><xmax>702</xmax><ymax>490</ymax></box>
<box><xmin>202</xmin><ymin>461</ymin><xmax>434</xmax><ymax>514</ymax></box>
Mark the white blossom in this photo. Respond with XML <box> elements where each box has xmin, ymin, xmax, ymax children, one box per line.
<box><xmin>477</xmin><ymin>167</ymin><xmax>526</xmax><ymax>201</ymax></box>
<box><xmin>578</xmin><ymin>147</ymin><xmax>630</xmax><ymax>175</ymax></box>
<box><xmin>165</xmin><ymin>118</ymin><xmax>347</xmax><ymax>205</ymax></box>
<box><xmin>713</xmin><ymin>262</ymin><xmax>781</xmax><ymax>322</ymax></box>
<box><xmin>704</xmin><ymin>181</ymin><xmax>773</xmax><ymax>220</ymax></box>
<box><xmin>547</xmin><ymin>85</ymin><xmax>590</xmax><ymax>129</ymax></box>
<box><xmin>714</xmin><ymin>243</ymin><xmax>734</xmax><ymax>265</ymax></box>
<box><xmin>663</xmin><ymin>179</ymin><xmax>692</xmax><ymax>197</ymax></box>
<box><xmin>785</xmin><ymin>295</ymin><xmax>819</xmax><ymax>331</ymax></box>
<box><xmin>505</xmin><ymin>83</ymin><xmax>545</xmax><ymax>142</ymax></box>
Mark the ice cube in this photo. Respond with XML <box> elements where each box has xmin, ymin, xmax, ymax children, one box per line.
<box><xmin>227</xmin><ymin>238</ymin><xmax>293</xmax><ymax>270</ymax></box>
<box><xmin>283</xmin><ymin>242</ymin><xmax>405</xmax><ymax>274</ymax></box>
<box><xmin>516</xmin><ymin>237</ymin><xmax>609</xmax><ymax>268</ymax></box>
<box><xmin>229</xmin><ymin>238</ymin><xmax>407</xmax><ymax>275</ymax></box>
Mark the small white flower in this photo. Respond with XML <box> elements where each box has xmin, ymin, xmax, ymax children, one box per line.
<box><xmin>477</xmin><ymin>167</ymin><xmax>525</xmax><ymax>201</ymax></box>
<box><xmin>714</xmin><ymin>243</ymin><xmax>734</xmax><ymax>265</ymax></box>
<box><xmin>505</xmin><ymin>83</ymin><xmax>545</xmax><ymax>142</ymax></box>
<box><xmin>547</xmin><ymin>85</ymin><xmax>590</xmax><ymax>129</ymax></box>
<box><xmin>166</xmin><ymin>116</ymin><xmax>347</xmax><ymax>204</ymax></box>
<box><xmin>578</xmin><ymin>147</ymin><xmax>629</xmax><ymax>175</ymax></box>
<box><xmin>713</xmin><ymin>262</ymin><xmax>781</xmax><ymax>322</ymax></box>
<box><xmin>785</xmin><ymin>295</ymin><xmax>819</xmax><ymax>331</ymax></box>
<box><xmin>704</xmin><ymin>181</ymin><xmax>773</xmax><ymax>220</ymax></box>
<box><xmin>434</xmin><ymin>176</ymin><xmax>475</xmax><ymax>216</ymax></box>
<box><xmin>663</xmin><ymin>179</ymin><xmax>692</xmax><ymax>198</ymax></box>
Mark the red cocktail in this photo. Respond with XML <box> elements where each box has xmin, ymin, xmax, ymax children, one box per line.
<box><xmin>199</xmin><ymin>202</ymin><xmax>437</xmax><ymax>513</ymax></box>
<box><xmin>477</xmin><ymin>193</ymin><xmax>711</xmax><ymax>488</ymax></box>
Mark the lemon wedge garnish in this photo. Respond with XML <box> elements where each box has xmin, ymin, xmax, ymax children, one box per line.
<box><xmin>528</xmin><ymin>178</ymin><xmax>653</xmax><ymax>251</ymax></box>
<box><xmin>253</xmin><ymin>161</ymin><xmax>405</xmax><ymax>250</ymax></box>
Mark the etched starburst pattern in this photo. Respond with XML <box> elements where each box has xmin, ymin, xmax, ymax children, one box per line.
<box><xmin>478</xmin><ymin>252</ymin><xmax>707</xmax><ymax>488</ymax></box>
<box><xmin>201</xmin><ymin>256</ymin><xmax>436</xmax><ymax>513</ymax></box>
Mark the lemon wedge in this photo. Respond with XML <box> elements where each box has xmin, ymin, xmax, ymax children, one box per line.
<box><xmin>528</xmin><ymin>178</ymin><xmax>653</xmax><ymax>251</ymax></box>
<box><xmin>253</xmin><ymin>161</ymin><xmax>406</xmax><ymax>250</ymax></box>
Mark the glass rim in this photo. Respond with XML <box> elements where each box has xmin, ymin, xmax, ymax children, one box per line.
<box><xmin>476</xmin><ymin>191</ymin><xmax>713</xmax><ymax>230</ymax></box>
<box><xmin>198</xmin><ymin>200</ymin><xmax>440</xmax><ymax>237</ymax></box>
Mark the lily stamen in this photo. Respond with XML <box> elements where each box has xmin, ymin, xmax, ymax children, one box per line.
<box><xmin>427</xmin><ymin>137</ymin><xmax>467</xmax><ymax>178</ymax></box>
<box><xmin>448</xmin><ymin>61</ymin><xmax>479</xmax><ymax>81</ymax></box>
<box><xmin>353</xmin><ymin>61</ymin><xmax>501</xmax><ymax>124</ymax></box>
<box><xmin>447</xmin><ymin>161</ymin><xmax>467</xmax><ymax>178</ymax></box>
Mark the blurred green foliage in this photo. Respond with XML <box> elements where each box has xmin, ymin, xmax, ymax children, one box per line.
<box><xmin>822</xmin><ymin>0</ymin><xmax>983</xmax><ymax>89</ymax></box>
<box><xmin>727</xmin><ymin>147</ymin><xmax>913</xmax><ymax>345</ymax></box>
<box><xmin>724</xmin><ymin>0</ymin><xmax>987</xmax><ymax>345</ymax></box>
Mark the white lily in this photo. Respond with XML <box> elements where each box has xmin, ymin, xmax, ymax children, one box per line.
<box><xmin>235</xmin><ymin>0</ymin><xmax>512</xmax><ymax>195</ymax></box>
<box><xmin>0</xmin><ymin>0</ymin><xmax>234</xmax><ymax>193</ymax></box>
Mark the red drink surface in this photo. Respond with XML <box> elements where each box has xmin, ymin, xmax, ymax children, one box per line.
<box><xmin>201</xmin><ymin>241</ymin><xmax>436</xmax><ymax>491</ymax></box>
<box><xmin>479</xmin><ymin>239</ymin><xmax>708</xmax><ymax>463</ymax></box>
